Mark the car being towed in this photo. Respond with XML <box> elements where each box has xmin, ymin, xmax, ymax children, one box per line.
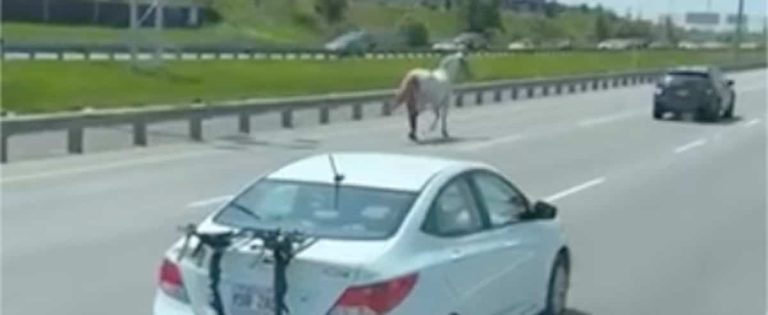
<box><xmin>153</xmin><ymin>153</ymin><xmax>571</xmax><ymax>315</ymax></box>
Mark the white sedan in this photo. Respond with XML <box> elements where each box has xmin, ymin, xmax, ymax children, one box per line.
<box><xmin>154</xmin><ymin>153</ymin><xmax>571</xmax><ymax>315</ymax></box>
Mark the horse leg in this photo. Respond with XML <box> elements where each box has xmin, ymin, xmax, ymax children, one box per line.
<box><xmin>406</xmin><ymin>100</ymin><xmax>418</xmax><ymax>141</ymax></box>
<box><xmin>440</xmin><ymin>99</ymin><xmax>450</xmax><ymax>138</ymax></box>
<box><xmin>429</xmin><ymin>104</ymin><xmax>440</xmax><ymax>132</ymax></box>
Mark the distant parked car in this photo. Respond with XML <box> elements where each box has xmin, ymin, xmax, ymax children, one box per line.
<box><xmin>648</xmin><ymin>41</ymin><xmax>673</xmax><ymax>49</ymax></box>
<box><xmin>597</xmin><ymin>39</ymin><xmax>629</xmax><ymax>50</ymax></box>
<box><xmin>653</xmin><ymin>66</ymin><xmax>735</xmax><ymax>121</ymax></box>
<box><xmin>677</xmin><ymin>41</ymin><xmax>700</xmax><ymax>50</ymax></box>
<box><xmin>507</xmin><ymin>39</ymin><xmax>535</xmax><ymax>51</ymax></box>
<box><xmin>433</xmin><ymin>32</ymin><xmax>488</xmax><ymax>51</ymax></box>
<box><xmin>739</xmin><ymin>42</ymin><xmax>761</xmax><ymax>50</ymax></box>
<box><xmin>700</xmin><ymin>41</ymin><xmax>727</xmax><ymax>50</ymax></box>
<box><xmin>325</xmin><ymin>30</ymin><xmax>376</xmax><ymax>56</ymax></box>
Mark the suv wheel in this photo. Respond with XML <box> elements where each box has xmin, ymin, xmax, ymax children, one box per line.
<box><xmin>653</xmin><ymin>106</ymin><xmax>664</xmax><ymax>120</ymax></box>
<box><xmin>723</xmin><ymin>96</ymin><xmax>735</xmax><ymax>119</ymax></box>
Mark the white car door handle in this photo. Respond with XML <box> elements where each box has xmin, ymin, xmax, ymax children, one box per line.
<box><xmin>450</xmin><ymin>250</ymin><xmax>464</xmax><ymax>261</ymax></box>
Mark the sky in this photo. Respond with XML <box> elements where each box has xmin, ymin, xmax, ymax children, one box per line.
<box><xmin>558</xmin><ymin>0</ymin><xmax>766</xmax><ymax>30</ymax></box>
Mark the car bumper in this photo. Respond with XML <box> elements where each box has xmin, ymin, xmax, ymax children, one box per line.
<box><xmin>655</xmin><ymin>96</ymin><xmax>713</xmax><ymax>113</ymax></box>
<box><xmin>153</xmin><ymin>291</ymin><xmax>195</xmax><ymax>315</ymax></box>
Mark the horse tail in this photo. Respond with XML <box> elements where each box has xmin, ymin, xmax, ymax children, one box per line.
<box><xmin>394</xmin><ymin>72</ymin><xmax>420</xmax><ymax>108</ymax></box>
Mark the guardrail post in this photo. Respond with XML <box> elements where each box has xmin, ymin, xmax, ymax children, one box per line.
<box><xmin>281</xmin><ymin>109</ymin><xmax>293</xmax><ymax>128</ymax></box>
<box><xmin>510</xmin><ymin>87</ymin><xmax>518</xmax><ymax>100</ymax></box>
<box><xmin>554</xmin><ymin>84</ymin><xmax>562</xmax><ymax>95</ymax></box>
<box><xmin>493</xmin><ymin>89</ymin><xmax>502</xmax><ymax>102</ymax></box>
<box><xmin>475</xmin><ymin>91</ymin><xmax>483</xmax><ymax>105</ymax></box>
<box><xmin>190</xmin><ymin>117</ymin><xmax>203</xmax><ymax>141</ymax></box>
<box><xmin>592</xmin><ymin>80</ymin><xmax>599</xmax><ymax>90</ymax></box>
<box><xmin>352</xmin><ymin>103</ymin><xmax>363</xmax><ymax>120</ymax></box>
<box><xmin>568</xmin><ymin>84</ymin><xmax>576</xmax><ymax>93</ymax></box>
<box><xmin>382</xmin><ymin>101</ymin><xmax>392</xmax><ymax>116</ymax></box>
<box><xmin>602</xmin><ymin>80</ymin><xmax>609</xmax><ymax>89</ymax></box>
<box><xmin>527</xmin><ymin>86</ymin><xmax>535</xmax><ymax>98</ymax></box>
<box><xmin>238</xmin><ymin>113</ymin><xmax>250</xmax><ymax>133</ymax></box>
<box><xmin>455</xmin><ymin>93</ymin><xmax>464</xmax><ymax>107</ymax></box>
<box><xmin>320</xmin><ymin>106</ymin><xmax>330</xmax><ymax>124</ymax></box>
<box><xmin>67</xmin><ymin>126</ymin><xmax>84</xmax><ymax>155</ymax></box>
<box><xmin>58</xmin><ymin>52</ymin><xmax>64</xmax><ymax>61</ymax></box>
<box><xmin>542</xmin><ymin>85</ymin><xmax>549</xmax><ymax>96</ymax></box>
<box><xmin>133</xmin><ymin>122</ymin><xmax>148</xmax><ymax>146</ymax></box>
<box><xmin>612</xmin><ymin>79</ymin><xmax>619</xmax><ymax>87</ymax></box>
<box><xmin>1</xmin><ymin>135</ymin><xmax>8</xmax><ymax>163</ymax></box>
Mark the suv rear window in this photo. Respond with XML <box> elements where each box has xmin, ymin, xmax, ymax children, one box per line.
<box><xmin>664</xmin><ymin>71</ymin><xmax>710</xmax><ymax>83</ymax></box>
<box><xmin>213</xmin><ymin>179</ymin><xmax>417</xmax><ymax>240</ymax></box>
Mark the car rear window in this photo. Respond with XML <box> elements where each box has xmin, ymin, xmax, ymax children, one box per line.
<box><xmin>664</xmin><ymin>71</ymin><xmax>710</xmax><ymax>83</ymax></box>
<box><xmin>213</xmin><ymin>179</ymin><xmax>417</xmax><ymax>240</ymax></box>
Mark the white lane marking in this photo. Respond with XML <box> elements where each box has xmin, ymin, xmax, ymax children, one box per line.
<box><xmin>1</xmin><ymin>150</ymin><xmax>219</xmax><ymax>184</ymax></box>
<box><xmin>545</xmin><ymin>177</ymin><xmax>606</xmax><ymax>203</ymax></box>
<box><xmin>577</xmin><ymin>111</ymin><xmax>640</xmax><ymax>127</ymax></box>
<box><xmin>674</xmin><ymin>139</ymin><xmax>708</xmax><ymax>154</ymax></box>
<box><xmin>745</xmin><ymin>119</ymin><xmax>762</xmax><ymax>128</ymax></box>
<box><xmin>454</xmin><ymin>134</ymin><xmax>525</xmax><ymax>151</ymax></box>
<box><xmin>188</xmin><ymin>195</ymin><xmax>233</xmax><ymax>208</ymax></box>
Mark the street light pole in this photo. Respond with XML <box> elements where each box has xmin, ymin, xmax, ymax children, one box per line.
<box><xmin>154</xmin><ymin>0</ymin><xmax>164</xmax><ymax>62</ymax></box>
<box><xmin>130</xmin><ymin>0</ymin><xmax>138</xmax><ymax>65</ymax></box>
<box><xmin>734</xmin><ymin>0</ymin><xmax>745</xmax><ymax>57</ymax></box>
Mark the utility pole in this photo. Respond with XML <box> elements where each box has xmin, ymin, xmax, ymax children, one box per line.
<box><xmin>734</xmin><ymin>0</ymin><xmax>745</xmax><ymax>57</ymax></box>
<box><xmin>154</xmin><ymin>0</ymin><xmax>164</xmax><ymax>62</ymax></box>
<box><xmin>130</xmin><ymin>0</ymin><xmax>138</xmax><ymax>64</ymax></box>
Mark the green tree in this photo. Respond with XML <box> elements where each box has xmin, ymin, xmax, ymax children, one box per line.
<box><xmin>460</xmin><ymin>0</ymin><xmax>504</xmax><ymax>33</ymax></box>
<box><xmin>398</xmin><ymin>17</ymin><xmax>430</xmax><ymax>47</ymax></box>
<box><xmin>314</xmin><ymin>0</ymin><xmax>348</xmax><ymax>24</ymax></box>
<box><xmin>664</xmin><ymin>16</ymin><xmax>678</xmax><ymax>44</ymax></box>
<box><xmin>594</xmin><ymin>13</ymin><xmax>611</xmax><ymax>40</ymax></box>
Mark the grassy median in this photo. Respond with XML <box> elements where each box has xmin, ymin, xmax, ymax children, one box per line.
<box><xmin>2</xmin><ymin>50</ymin><xmax>761</xmax><ymax>114</ymax></box>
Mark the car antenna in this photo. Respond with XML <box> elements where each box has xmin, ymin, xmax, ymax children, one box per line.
<box><xmin>328</xmin><ymin>154</ymin><xmax>345</xmax><ymax>210</ymax></box>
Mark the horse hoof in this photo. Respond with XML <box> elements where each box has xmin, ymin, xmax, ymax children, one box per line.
<box><xmin>408</xmin><ymin>133</ymin><xmax>418</xmax><ymax>142</ymax></box>
<box><xmin>442</xmin><ymin>131</ymin><xmax>450</xmax><ymax>138</ymax></box>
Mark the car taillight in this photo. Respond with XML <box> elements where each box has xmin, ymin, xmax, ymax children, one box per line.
<box><xmin>159</xmin><ymin>258</ymin><xmax>190</xmax><ymax>303</ymax></box>
<box><xmin>328</xmin><ymin>273</ymin><xmax>418</xmax><ymax>315</ymax></box>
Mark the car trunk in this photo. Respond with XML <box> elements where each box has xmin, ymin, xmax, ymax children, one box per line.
<box><xmin>177</xmin><ymin>237</ymin><xmax>391</xmax><ymax>315</ymax></box>
<box><xmin>661</xmin><ymin>77</ymin><xmax>713</xmax><ymax>104</ymax></box>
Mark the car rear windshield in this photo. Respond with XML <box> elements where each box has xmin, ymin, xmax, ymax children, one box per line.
<box><xmin>213</xmin><ymin>179</ymin><xmax>418</xmax><ymax>240</ymax></box>
<box><xmin>664</xmin><ymin>71</ymin><xmax>710</xmax><ymax>83</ymax></box>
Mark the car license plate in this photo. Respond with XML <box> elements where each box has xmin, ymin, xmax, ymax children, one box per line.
<box><xmin>230</xmin><ymin>283</ymin><xmax>274</xmax><ymax>315</ymax></box>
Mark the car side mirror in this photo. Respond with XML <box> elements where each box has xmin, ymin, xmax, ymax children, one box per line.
<box><xmin>529</xmin><ymin>201</ymin><xmax>557</xmax><ymax>220</ymax></box>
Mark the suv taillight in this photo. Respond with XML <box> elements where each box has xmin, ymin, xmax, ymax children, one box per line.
<box><xmin>328</xmin><ymin>273</ymin><xmax>418</xmax><ymax>315</ymax></box>
<box><xmin>159</xmin><ymin>258</ymin><xmax>190</xmax><ymax>303</ymax></box>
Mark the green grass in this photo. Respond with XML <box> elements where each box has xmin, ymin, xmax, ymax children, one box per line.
<box><xmin>1</xmin><ymin>0</ymin><xmax>611</xmax><ymax>47</ymax></box>
<box><xmin>3</xmin><ymin>51</ymin><xmax>761</xmax><ymax>114</ymax></box>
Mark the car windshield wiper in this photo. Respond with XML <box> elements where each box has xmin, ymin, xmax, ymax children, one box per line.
<box><xmin>228</xmin><ymin>201</ymin><xmax>262</xmax><ymax>222</ymax></box>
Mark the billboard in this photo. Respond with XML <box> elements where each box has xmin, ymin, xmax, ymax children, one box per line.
<box><xmin>685</xmin><ymin>12</ymin><xmax>720</xmax><ymax>25</ymax></box>
<box><xmin>726</xmin><ymin>14</ymin><xmax>748</xmax><ymax>25</ymax></box>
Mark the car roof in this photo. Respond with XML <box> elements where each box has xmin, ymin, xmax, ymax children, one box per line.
<box><xmin>266</xmin><ymin>152</ymin><xmax>485</xmax><ymax>192</ymax></box>
<box><xmin>667</xmin><ymin>65</ymin><xmax>713</xmax><ymax>74</ymax></box>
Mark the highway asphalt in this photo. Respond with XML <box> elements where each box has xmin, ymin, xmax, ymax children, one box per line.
<box><xmin>2</xmin><ymin>69</ymin><xmax>766</xmax><ymax>315</ymax></box>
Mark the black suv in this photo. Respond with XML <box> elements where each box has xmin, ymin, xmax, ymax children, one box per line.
<box><xmin>653</xmin><ymin>66</ymin><xmax>735</xmax><ymax>121</ymax></box>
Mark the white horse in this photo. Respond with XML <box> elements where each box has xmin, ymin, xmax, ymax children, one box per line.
<box><xmin>393</xmin><ymin>51</ymin><xmax>472</xmax><ymax>141</ymax></box>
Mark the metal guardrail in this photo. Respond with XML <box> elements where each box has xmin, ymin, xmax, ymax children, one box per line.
<box><xmin>3</xmin><ymin>43</ymin><xmax>745</xmax><ymax>61</ymax></box>
<box><xmin>1</xmin><ymin>61</ymin><xmax>764</xmax><ymax>163</ymax></box>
